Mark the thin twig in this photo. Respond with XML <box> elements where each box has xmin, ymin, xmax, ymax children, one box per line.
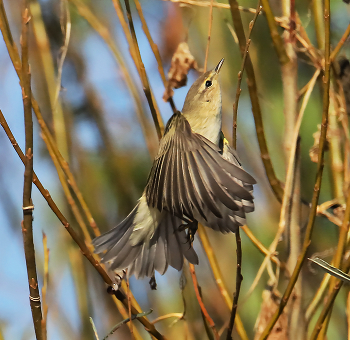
<box><xmin>152</xmin><ymin>313</ymin><xmax>184</xmax><ymax>324</ymax></box>
<box><xmin>42</xmin><ymin>132</ymin><xmax>92</xmax><ymax>243</ymax></box>
<box><xmin>245</xmin><ymin>68</ymin><xmax>320</xmax><ymax>303</ymax></box>
<box><xmin>260</xmin><ymin>0</ymin><xmax>289</xmax><ymax>65</ymax></box>
<box><xmin>20</xmin><ymin>1</ymin><xmax>43</xmax><ymax>338</ymax></box>
<box><xmin>226</xmin><ymin>229</ymin><xmax>243</xmax><ymax>340</ymax></box>
<box><xmin>228</xmin><ymin>0</ymin><xmax>284</xmax><ymax>202</ymax></box>
<box><xmin>312</xmin><ymin>0</ymin><xmax>325</xmax><ymax>50</ymax></box>
<box><xmin>330</xmin><ymin>23</ymin><xmax>350</xmax><ymax>61</ymax></box>
<box><xmin>133</xmin><ymin>0</ymin><xmax>176</xmax><ymax>112</ymax></box>
<box><xmin>89</xmin><ymin>317</ymin><xmax>100</xmax><ymax>340</ymax></box>
<box><xmin>232</xmin><ymin>1</ymin><xmax>261</xmax><ymax>149</ymax></box>
<box><xmin>281</xmin><ymin>1</ymin><xmax>302</xmax><ymax>334</ymax></box>
<box><xmin>203</xmin><ymin>0</ymin><xmax>214</xmax><ymax>72</ymax></box>
<box><xmin>258</xmin><ymin>0</ymin><xmax>331</xmax><ymax>336</ymax></box>
<box><xmin>241</xmin><ymin>225</ymin><xmax>280</xmax><ymax>265</ymax></box>
<box><xmin>30</xmin><ymin>1</ymin><xmax>68</xmax><ymax>157</ymax></box>
<box><xmin>0</xmin><ymin>110</ymin><xmax>163</xmax><ymax>339</ymax></box>
<box><xmin>310</xmin><ymin>187</ymin><xmax>350</xmax><ymax>339</ymax></box>
<box><xmin>189</xmin><ymin>263</ymin><xmax>219</xmax><ymax>340</ymax></box>
<box><xmin>164</xmin><ymin>0</ymin><xmax>258</xmax><ymax>13</ymax></box>
<box><xmin>102</xmin><ymin>309</ymin><xmax>153</xmax><ymax>340</ymax></box>
<box><xmin>0</xmin><ymin>4</ymin><xmax>165</xmax><ymax>338</ymax></box>
<box><xmin>197</xmin><ymin>225</ymin><xmax>249</xmax><ymax>340</ymax></box>
<box><xmin>124</xmin><ymin>0</ymin><xmax>164</xmax><ymax>138</ymax></box>
<box><xmin>305</xmin><ymin>274</ymin><xmax>331</xmax><ymax>324</ymax></box>
<box><xmin>0</xmin><ymin>0</ymin><xmax>99</xmax><ymax>239</ymax></box>
<box><xmin>68</xmin><ymin>0</ymin><xmax>158</xmax><ymax>156</ymax></box>
<box><xmin>54</xmin><ymin>0</ymin><xmax>71</xmax><ymax>109</ymax></box>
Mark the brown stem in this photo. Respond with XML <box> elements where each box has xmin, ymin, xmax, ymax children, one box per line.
<box><xmin>133</xmin><ymin>0</ymin><xmax>177</xmax><ymax>112</ymax></box>
<box><xmin>20</xmin><ymin>1</ymin><xmax>43</xmax><ymax>338</ymax></box>
<box><xmin>0</xmin><ymin>109</ymin><xmax>164</xmax><ymax>339</ymax></box>
<box><xmin>124</xmin><ymin>0</ymin><xmax>164</xmax><ymax>138</ymax></box>
<box><xmin>189</xmin><ymin>263</ymin><xmax>219</xmax><ymax>340</ymax></box>
<box><xmin>258</xmin><ymin>0</ymin><xmax>331</xmax><ymax>337</ymax></box>
<box><xmin>260</xmin><ymin>0</ymin><xmax>289</xmax><ymax>65</ymax></box>
<box><xmin>310</xmin><ymin>186</ymin><xmax>350</xmax><ymax>339</ymax></box>
<box><xmin>226</xmin><ymin>229</ymin><xmax>243</xmax><ymax>340</ymax></box>
<box><xmin>229</xmin><ymin>0</ymin><xmax>284</xmax><ymax>202</ymax></box>
<box><xmin>232</xmin><ymin>0</ymin><xmax>261</xmax><ymax>149</ymax></box>
<box><xmin>203</xmin><ymin>0</ymin><xmax>214</xmax><ymax>72</ymax></box>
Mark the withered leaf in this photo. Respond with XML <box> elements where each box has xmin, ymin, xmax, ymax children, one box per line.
<box><xmin>309</xmin><ymin>124</ymin><xmax>330</xmax><ymax>163</ymax></box>
<box><xmin>254</xmin><ymin>288</ymin><xmax>289</xmax><ymax>340</ymax></box>
<box><xmin>163</xmin><ymin>42</ymin><xmax>199</xmax><ymax>102</ymax></box>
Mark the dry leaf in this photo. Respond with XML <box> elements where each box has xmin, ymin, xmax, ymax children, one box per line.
<box><xmin>254</xmin><ymin>288</ymin><xmax>289</xmax><ymax>340</ymax></box>
<box><xmin>309</xmin><ymin>124</ymin><xmax>330</xmax><ymax>163</ymax></box>
<box><xmin>163</xmin><ymin>42</ymin><xmax>199</xmax><ymax>102</ymax></box>
<box><xmin>333</xmin><ymin>204</ymin><xmax>345</xmax><ymax>221</ymax></box>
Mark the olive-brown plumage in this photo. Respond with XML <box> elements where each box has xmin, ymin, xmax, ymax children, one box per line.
<box><xmin>92</xmin><ymin>59</ymin><xmax>255</xmax><ymax>279</ymax></box>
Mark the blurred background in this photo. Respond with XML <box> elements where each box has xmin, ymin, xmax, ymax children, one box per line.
<box><xmin>0</xmin><ymin>0</ymin><xmax>349</xmax><ymax>339</ymax></box>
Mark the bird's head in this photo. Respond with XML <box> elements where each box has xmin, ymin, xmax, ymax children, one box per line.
<box><xmin>182</xmin><ymin>58</ymin><xmax>224</xmax><ymax>115</ymax></box>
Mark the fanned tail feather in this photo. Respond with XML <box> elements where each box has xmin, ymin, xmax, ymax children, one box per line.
<box><xmin>92</xmin><ymin>195</ymin><xmax>198</xmax><ymax>279</ymax></box>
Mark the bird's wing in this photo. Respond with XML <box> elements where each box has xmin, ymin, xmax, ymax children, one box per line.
<box><xmin>145</xmin><ymin>112</ymin><xmax>255</xmax><ymax>221</ymax></box>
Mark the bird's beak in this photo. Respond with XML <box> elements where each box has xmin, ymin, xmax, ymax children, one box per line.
<box><xmin>214</xmin><ymin>58</ymin><xmax>224</xmax><ymax>74</ymax></box>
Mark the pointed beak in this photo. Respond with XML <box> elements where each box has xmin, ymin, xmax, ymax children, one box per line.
<box><xmin>214</xmin><ymin>58</ymin><xmax>224</xmax><ymax>74</ymax></box>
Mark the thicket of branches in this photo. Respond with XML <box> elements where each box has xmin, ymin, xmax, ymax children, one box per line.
<box><xmin>0</xmin><ymin>0</ymin><xmax>350</xmax><ymax>339</ymax></box>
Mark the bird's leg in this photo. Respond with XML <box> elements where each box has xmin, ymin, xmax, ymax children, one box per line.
<box><xmin>187</xmin><ymin>220</ymin><xmax>198</xmax><ymax>243</ymax></box>
<box><xmin>179</xmin><ymin>220</ymin><xmax>198</xmax><ymax>244</ymax></box>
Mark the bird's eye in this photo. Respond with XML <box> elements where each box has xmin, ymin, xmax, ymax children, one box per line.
<box><xmin>205</xmin><ymin>80</ymin><xmax>212</xmax><ymax>88</ymax></box>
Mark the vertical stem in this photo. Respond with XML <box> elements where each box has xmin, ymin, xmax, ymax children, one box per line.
<box><xmin>328</xmin><ymin>88</ymin><xmax>344</xmax><ymax>200</ymax></box>
<box><xmin>281</xmin><ymin>0</ymin><xmax>303</xmax><ymax>338</ymax></box>
<box><xmin>203</xmin><ymin>0</ymin><xmax>214</xmax><ymax>72</ymax></box>
<box><xmin>317</xmin><ymin>1</ymin><xmax>333</xmax><ymax>337</ymax></box>
<box><xmin>310</xmin><ymin>185</ymin><xmax>350</xmax><ymax>339</ymax></box>
<box><xmin>21</xmin><ymin>0</ymin><xmax>43</xmax><ymax>338</ymax></box>
<box><xmin>197</xmin><ymin>225</ymin><xmax>249</xmax><ymax>340</ymax></box>
<box><xmin>189</xmin><ymin>263</ymin><xmax>219</xmax><ymax>340</ymax></box>
<box><xmin>258</xmin><ymin>0</ymin><xmax>331</xmax><ymax>336</ymax></box>
<box><xmin>133</xmin><ymin>0</ymin><xmax>177</xmax><ymax>112</ymax></box>
<box><xmin>124</xmin><ymin>0</ymin><xmax>164</xmax><ymax>138</ymax></box>
<box><xmin>232</xmin><ymin>1</ymin><xmax>262</xmax><ymax>149</ymax></box>
<box><xmin>312</xmin><ymin>0</ymin><xmax>325</xmax><ymax>50</ymax></box>
<box><xmin>229</xmin><ymin>0</ymin><xmax>284</xmax><ymax>202</ymax></box>
<box><xmin>30</xmin><ymin>0</ymin><xmax>68</xmax><ymax>158</ymax></box>
<box><xmin>226</xmin><ymin>229</ymin><xmax>242</xmax><ymax>340</ymax></box>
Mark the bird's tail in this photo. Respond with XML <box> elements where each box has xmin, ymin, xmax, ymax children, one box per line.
<box><xmin>92</xmin><ymin>195</ymin><xmax>198</xmax><ymax>279</ymax></box>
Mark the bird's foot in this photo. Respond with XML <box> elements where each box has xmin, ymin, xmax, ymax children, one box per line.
<box><xmin>179</xmin><ymin>220</ymin><xmax>198</xmax><ymax>244</ymax></box>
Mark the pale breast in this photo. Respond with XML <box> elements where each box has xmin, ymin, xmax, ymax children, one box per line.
<box><xmin>184</xmin><ymin>110</ymin><xmax>222</xmax><ymax>146</ymax></box>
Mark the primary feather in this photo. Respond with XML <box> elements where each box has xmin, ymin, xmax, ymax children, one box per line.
<box><xmin>92</xmin><ymin>60</ymin><xmax>255</xmax><ymax>279</ymax></box>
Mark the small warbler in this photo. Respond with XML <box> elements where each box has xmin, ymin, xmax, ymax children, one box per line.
<box><xmin>92</xmin><ymin>59</ymin><xmax>255</xmax><ymax>279</ymax></box>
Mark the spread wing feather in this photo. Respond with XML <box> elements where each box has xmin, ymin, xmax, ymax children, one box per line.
<box><xmin>145</xmin><ymin>112</ymin><xmax>255</xmax><ymax>223</ymax></box>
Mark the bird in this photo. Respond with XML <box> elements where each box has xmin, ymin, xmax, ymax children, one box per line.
<box><xmin>92</xmin><ymin>59</ymin><xmax>256</xmax><ymax>279</ymax></box>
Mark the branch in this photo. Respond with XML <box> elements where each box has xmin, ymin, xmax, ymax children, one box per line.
<box><xmin>189</xmin><ymin>263</ymin><xmax>219</xmax><ymax>340</ymax></box>
<box><xmin>68</xmin><ymin>0</ymin><xmax>158</xmax><ymax>156</ymax></box>
<box><xmin>133</xmin><ymin>0</ymin><xmax>177</xmax><ymax>112</ymax></box>
<box><xmin>260</xmin><ymin>0</ymin><xmax>289</xmax><ymax>65</ymax></box>
<box><xmin>203</xmin><ymin>0</ymin><xmax>214</xmax><ymax>72</ymax></box>
<box><xmin>0</xmin><ymin>111</ymin><xmax>165</xmax><ymax>339</ymax></box>
<box><xmin>20</xmin><ymin>1</ymin><xmax>43</xmax><ymax>338</ymax></box>
<box><xmin>232</xmin><ymin>0</ymin><xmax>262</xmax><ymax>149</ymax></box>
<box><xmin>228</xmin><ymin>0</ymin><xmax>284</xmax><ymax>202</ymax></box>
<box><xmin>197</xmin><ymin>225</ymin><xmax>249</xmax><ymax>340</ymax></box>
<box><xmin>258</xmin><ymin>1</ymin><xmax>331</xmax><ymax>337</ymax></box>
<box><xmin>124</xmin><ymin>0</ymin><xmax>164</xmax><ymax>138</ymax></box>
<box><xmin>226</xmin><ymin>229</ymin><xmax>243</xmax><ymax>340</ymax></box>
